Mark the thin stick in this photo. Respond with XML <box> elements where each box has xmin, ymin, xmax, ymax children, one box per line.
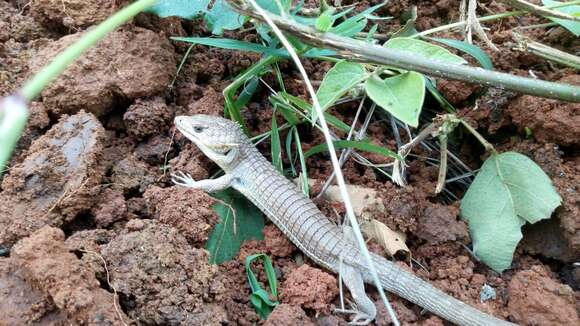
<box><xmin>243</xmin><ymin>0</ymin><xmax>400</xmax><ymax>324</ymax></box>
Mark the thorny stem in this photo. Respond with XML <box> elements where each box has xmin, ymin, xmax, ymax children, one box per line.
<box><xmin>227</xmin><ymin>0</ymin><xmax>580</xmax><ymax>102</ymax></box>
<box><xmin>242</xmin><ymin>0</ymin><xmax>400</xmax><ymax>324</ymax></box>
<box><xmin>20</xmin><ymin>0</ymin><xmax>157</xmax><ymax>101</ymax></box>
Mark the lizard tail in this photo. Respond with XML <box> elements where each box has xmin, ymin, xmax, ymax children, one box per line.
<box><xmin>368</xmin><ymin>254</ymin><xmax>516</xmax><ymax>326</ymax></box>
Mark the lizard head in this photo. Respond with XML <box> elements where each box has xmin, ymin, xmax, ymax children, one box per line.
<box><xmin>174</xmin><ymin>114</ymin><xmax>245</xmax><ymax>168</ymax></box>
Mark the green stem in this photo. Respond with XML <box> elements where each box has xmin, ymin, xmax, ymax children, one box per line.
<box><xmin>227</xmin><ymin>0</ymin><xmax>580</xmax><ymax>102</ymax></box>
<box><xmin>20</xmin><ymin>0</ymin><xmax>157</xmax><ymax>101</ymax></box>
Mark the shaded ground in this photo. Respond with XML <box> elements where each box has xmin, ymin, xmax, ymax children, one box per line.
<box><xmin>0</xmin><ymin>0</ymin><xmax>578</xmax><ymax>325</ymax></box>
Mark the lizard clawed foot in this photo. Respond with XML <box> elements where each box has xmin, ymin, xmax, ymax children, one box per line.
<box><xmin>171</xmin><ymin>171</ymin><xmax>197</xmax><ymax>188</ymax></box>
<box><xmin>334</xmin><ymin>307</ymin><xmax>373</xmax><ymax>325</ymax></box>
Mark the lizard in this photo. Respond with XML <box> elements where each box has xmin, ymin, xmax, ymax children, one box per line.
<box><xmin>171</xmin><ymin>114</ymin><xmax>516</xmax><ymax>326</ymax></box>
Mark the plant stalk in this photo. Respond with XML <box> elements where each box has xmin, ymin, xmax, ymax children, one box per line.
<box><xmin>226</xmin><ymin>0</ymin><xmax>580</xmax><ymax>102</ymax></box>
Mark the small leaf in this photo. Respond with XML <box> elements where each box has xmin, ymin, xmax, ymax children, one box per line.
<box><xmin>146</xmin><ymin>0</ymin><xmax>209</xmax><ymax>19</ymax></box>
<box><xmin>460</xmin><ymin>152</ymin><xmax>562</xmax><ymax>272</ymax></box>
<box><xmin>245</xmin><ymin>254</ymin><xmax>279</xmax><ymax>319</ymax></box>
<box><xmin>542</xmin><ymin>0</ymin><xmax>580</xmax><ymax>36</ymax></box>
<box><xmin>362</xmin><ymin>219</ymin><xmax>409</xmax><ymax>257</ymax></box>
<box><xmin>206</xmin><ymin>189</ymin><xmax>265</xmax><ymax>264</ymax></box>
<box><xmin>314</xmin><ymin>61</ymin><xmax>366</xmax><ymax>121</ymax></box>
<box><xmin>315</xmin><ymin>10</ymin><xmax>335</xmax><ymax>32</ymax></box>
<box><xmin>304</xmin><ymin>140</ymin><xmax>400</xmax><ymax>160</ymax></box>
<box><xmin>429</xmin><ymin>38</ymin><xmax>493</xmax><ymax>70</ymax></box>
<box><xmin>384</xmin><ymin>37</ymin><xmax>468</xmax><ymax>65</ymax></box>
<box><xmin>365</xmin><ymin>72</ymin><xmax>425</xmax><ymax>127</ymax></box>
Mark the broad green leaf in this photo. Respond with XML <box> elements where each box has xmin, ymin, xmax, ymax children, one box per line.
<box><xmin>385</xmin><ymin>37</ymin><xmax>468</xmax><ymax>65</ymax></box>
<box><xmin>460</xmin><ymin>152</ymin><xmax>562</xmax><ymax>272</ymax></box>
<box><xmin>364</xmin><ymin>72</ymin><xmax>425</xmax><ymax>127</ymax></box>
<box><xmin>304</xmin><ymin>140</ymin><xmax>400</xmax><ymax>160</ymax></box>
<box><xmin>146</xmin><ymin>0</ymin><xmax>209</xmax><ymax>19</ymax></box>
<box><xmin>245</xmin><ymin>254</ymin><xmax>279</xmax><ymax>319</ymax></box>
<box><xmin>315</xmin><ymin>61</ymin><xmax>366</xmax><ymax>119</ymax></box>
<box><xmin>542</xmin><ymin>0</ymin><xmax>580</xmax><ymax>36</ymax></box>
<box><xmin>205</xmin><ymin>0</ymin><xmax>245</xmax><ymax>35</ymax></box>
<box><xmin>430</xmin><ymin>38</ymin><xmax>493</xmax><ymax>70</ymax></box>
<box><xmin>206</xmin><ymin>189</ymin><xmax>265</xmax><ymax>264</ymax></box>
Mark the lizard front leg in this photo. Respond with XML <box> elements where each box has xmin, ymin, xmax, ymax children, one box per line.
<box><xmin>172</xmin><ymin>171</ymin><xmax>235</xmax><ymax>193</ymax></box>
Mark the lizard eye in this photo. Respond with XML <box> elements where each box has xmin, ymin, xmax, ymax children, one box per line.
<box><xmin>193</xmin><ymin>126</ymin><xmax>204</xmax><ymax>133</ymax></box>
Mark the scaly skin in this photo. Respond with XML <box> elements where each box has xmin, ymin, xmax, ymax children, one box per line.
<box><xmin>173</xmin><ymin>114</ymin><xmax>516</xmax><ymax>326</ymax></box>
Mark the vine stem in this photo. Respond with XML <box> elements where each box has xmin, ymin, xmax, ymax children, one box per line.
<box><xmin>226</xmin><ymin>0</ymin><xmax>580</xmax><ymax>102</ymax></box>
<box><xmin>20</xmin><ymin>0</ymin><xmax>158</xmax><ymax>101</ymax></box>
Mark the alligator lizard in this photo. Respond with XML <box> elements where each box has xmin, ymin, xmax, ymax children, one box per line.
<box><xmin>172</xmin><ymin>114</ymin><xmax>515</xmax><ymax>326</ymax></box>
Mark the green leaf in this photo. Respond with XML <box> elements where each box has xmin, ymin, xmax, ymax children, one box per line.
<box><xmin>315</xmin><ymin>10</ymin><xmax>335</xmax><ymax>32</ymax></box>
<box><xmin>280</xmin><ymin>92</ymin><xmax>352</xmax><ymax>133</ymax></box>
<box><xmin>145</xmin><ymin>0</ymin><xmax>209</xmax><ymax>19</ymax></box>
<box><xmin>206</xmin><ymin>189</ymin><xmax>265</xmax><ymax>264</ymax></box>
<box><xmin>315</xmin><ymin>61</ymin><xmax>366</xmax><ymax>121</ymax></box>
<box><xmin>542</xmin><ymin>0</ymin><xmax>580</xmax><ymax>36</ymax></box>
<box><xmin>171</xmin><ymin>37</ymin><xmax>286</xmax><ymax>56</ymax></box>
<box><xmin>271</xmin><ymin>113</ymin><xmax>283</xmax><ymax>172</ymax></box>
<box><xmin>205</xmin><ymin>0</ymin><xmax>245</xmax><ymax>35</ymax></box>
<box><xmin>425</xmin><ymin>77</ymin><xmax>455</xmax><ymax>113</ymax></box>
<box><xmin>429</xmin><ymin>38</ymin><xmax>493</xmax><ymax>70</ymax></box>
<box><xmin>460</xmin><ymin>152</ymin><xmax>562</xmax><ymax>272</ymax></box>
<box><xmin>245</xmin><ymin>254</ymin><xmax>279</xmax><ymax>319</ymax></box>
<box><xmin>364</xmin><ymin>72</ymin><xmax>426</xmax><ymax>127</ymax></box>
<box><xmin>384</xmin><ymin>37</ymin><xmax>468</xmax><ymax>65</ymax></box>
<box><xmin>293</xmin><ymin>127</ymin><xmax>309</xmax><ymax>196</ymax></box>
<box><xmin>304</xmin><ymin>140</ymin><xmax>400</xmax><ymax>160</ymax></box>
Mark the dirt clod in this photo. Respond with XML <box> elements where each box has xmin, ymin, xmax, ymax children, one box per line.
<box><xmin>508</xmin><ymin>265</ymin><xmax>579</xmax><ymax>325</ymax></box>
<box><xmin>265</xmin><ymin>303</ymin><xmax>314</xmax><ymax>326</ymax></box>
<box><xmin>144</xmin><ymin>186</ymin><xmax>218</xmax><ymax>246</ymax></box>
<box><xmin>123</xmin><ymin>97</ymin><xmax>174</xmax><ymax>140</ymax></box>
<box><xmin>30</xmin><ymin>0</ymin><xmax>122</xmax><ymax>30</ymax></box>
<box><xmin>0</xmin><ymin>111</ymin><xmax>105</xmax><ymax>247</ymax></box>
<box><xmin>280</xmin><ymin>264</ymin><xmax>338</xmax><ymax>313</ymax></box>
<box><xmin>100</xmin><ymin>220</ymin><xmax>225</xmax><ymax>325</ymax></box>
<box><xmin>11</xmin><ymin>226</ymin><xmax>129</xmax><ymax>324</ymax></box>
<box><xmin>507</xmin><ymin>76</ymin><xmax>580</xmax><ymax>146</ymax></box>
<box><xmin>28</xmin><ymin>27</ymin><xmax>176</xmax><ymax>117</ymax></box>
